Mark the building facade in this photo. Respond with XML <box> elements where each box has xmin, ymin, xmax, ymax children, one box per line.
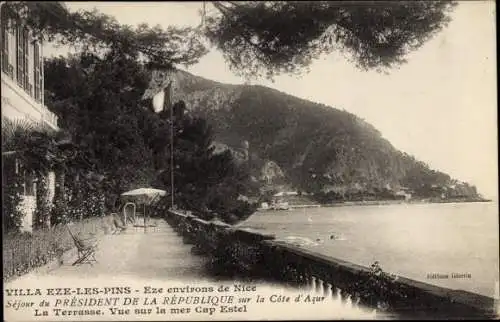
<box><xmin>1</xmin><ymin>6</ymin><xmax>58</xmax><ymax>231</ymax></box>
<box><xmin>1</xmin><ymin>9</ymin><xmax>58</xmax><ymax>129</ymax></box>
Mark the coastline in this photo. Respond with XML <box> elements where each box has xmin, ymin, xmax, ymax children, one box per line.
<box><xmin>321</xmin><ymin>198</ymin><xmax>492</xmax><ymax>208</ymax></box>
<box><xmin>257</xmin><ymin>198</ymin><xmax>493</xmax><ymax>211</ymax></box>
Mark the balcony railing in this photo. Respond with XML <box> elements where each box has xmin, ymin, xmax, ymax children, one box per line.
<box><xmin>41</xmin><ymin>106</ymin><xmax>58</xmax><ymax>129</ymax></box>
<box><xmin>27</xmin><ymin>83</ymin><xmax>33</xmax><ymax>97</ymax></box>
<box><xmin>2</xmin><ymin>60</ymin><xmax>14</xmax><ymax>78</ymax></box>
<box><xmin>2</xmin><ymin>73</ymin><xmax>58</xmax><ymax>129</ymax></box>
<box><xmin>164</xmin><ymin>209</ymin><xmax>497</xmax><ymax>319</ymax></box>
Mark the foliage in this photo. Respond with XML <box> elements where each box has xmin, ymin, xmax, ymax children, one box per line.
<box><xmin>151</xmin><ymin>101</ymin><xmax>257</xmax><ymax>224</ymax></box>
<box><xmin>2</xmin><ymin>119</ymin><xmax>38</xmax><ymax>153</ymax></box>
<box><xmin>1</xmin><ymin>117</ymin><xmax>97</xmax><ymax>230</ymax></box>
<box><xmin>33</xmin><ymin>171</ymin><xmax>51</xmax><ymax>229</ymax></box>
<box><xmin>204</xmin><ymin>1</ymin><xmax>457</xmax><ymax>79</ymax></box>
<box><xmin>2</xmin><ymin>119</ymin><xmax>53</xmax><ymax>232</ymax></box>
<box><xmin>2</xmin><ymin>120</ymin><xmax>32</xmax><ymax>232</ymax></box>
<box><xmin>50</xmin><ymin>176</ymin><xmax>70</xmax><ymax>226</ymax></box>
<box><xmin>44</xmin><ymin>51</ymin><xmax>157</xmax><ymax>211</ymax></box>
<box><xmin>2</xmin><ymin>158</ymin><xmax>25</xmax><ymax>233</ymax></box>
<box><xmin>3</xmin><ymin>215</ymin><xmax>112</xmax><ymax>282</ymax></box>
<box><xmin>313</xmin><ymin>187</ymin><xmax>406</xmax><ymax>204</ymax></box>
<box><xmin>4</xmin><ymin>1</ymin><xmax>457</xmax><ymax>79</ymax></box>
<box><xmin>65</xmin><ymin>174</ymin><xmax>105</xmax><ymax>221</ymax></box>
<box><xmin>350</xmin><ymin>261</ymin><xmax>408</xmax><ymax>311</ymax></box>
<box><xmin>1</xmin><ymin>118</ymin><xmax>85</xmax><ymax>174</ymax></box>
<box><xmin>1</xmin><ymin>2</ymin><xmax>208</xmax><ymax>69</ymax></box>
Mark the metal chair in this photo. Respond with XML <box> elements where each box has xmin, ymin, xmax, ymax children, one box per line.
<box><xmin>67</xmin><ymin>224</ymin><xmax>98</xmax><ymax>266</ymax></box>
<box><xmin>111</xmin><ymin>213</ymin><xmax>127</xmax><ymax>235</ymax></box>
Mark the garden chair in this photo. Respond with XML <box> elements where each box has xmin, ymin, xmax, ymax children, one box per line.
<box><xmin>111</xmin><ymin>213</ymin><xmax>127</xmax><ymax>235</ymax></box>
<box><xmin>66</xmin><ymin>224</ymin><xmax>98</xmax><ymax>266</ymax></box>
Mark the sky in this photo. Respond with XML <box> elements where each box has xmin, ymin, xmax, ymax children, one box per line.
<box><xmin>46</xmin><ymin>1</ymin><xmax>498</xmax><ymax>199</ymax></box>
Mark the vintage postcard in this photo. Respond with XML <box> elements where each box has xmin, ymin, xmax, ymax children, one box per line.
<box><xmin>2</xmin><ymin>1</ymin><xmax>498</xmax><ymax>321</ymax></box>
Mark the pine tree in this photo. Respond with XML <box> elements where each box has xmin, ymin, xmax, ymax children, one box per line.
<box><xmin>153</xmin><ymin>101</ymin><xmax>257</xmax><ymax>223</ymax></box>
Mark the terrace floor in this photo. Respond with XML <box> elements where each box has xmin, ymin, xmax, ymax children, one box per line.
<box><xmin>4</xmin><ymin>218</ymin><xmax>378</xmax><ymax>321</ymax></box>
<box><xmin>6</xmin><ymin>218</ymin><xmax>211</xmax><ymax>283</ymax></box>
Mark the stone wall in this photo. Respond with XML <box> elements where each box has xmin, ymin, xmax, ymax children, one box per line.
<box><xmin>163</xmin><ymin>209</ymin><xmax>497</xmax><ymax>319</ymax></box>
<box><xmin>46</xmin><ymin>171</ymin><xmax>56</xmax><ymax>205</ymax></box>
<box><xmin>18</xmin><ymin>196</ymin><xmax>36</xmax><ymax>233</ymax></box>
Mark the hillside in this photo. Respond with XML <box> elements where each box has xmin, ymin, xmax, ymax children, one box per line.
<box><xmin>143</xmin><ymin>70</ymin><xmax>482</xmax><ymax>202</ymax></box>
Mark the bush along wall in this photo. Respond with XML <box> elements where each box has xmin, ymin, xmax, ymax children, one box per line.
<box><xmin>33</xmin><ymin>170</ymin><xmax>52</xmax><ymax>229</ymax></box>
<box><xmin>2</xmin><ymin>158</ymin><xmax>26</xmax><ymax>233</ymax></box>
<box><xmin>66</xmin><ymin>178</ymin><xmax>105</xmax><ymax>221</ymax></box>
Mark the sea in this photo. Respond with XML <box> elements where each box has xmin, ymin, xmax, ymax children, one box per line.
<box><xmin>237</xmin><ymin>202</ymin><xmax>500</xmax><ymax>299</ymax></box>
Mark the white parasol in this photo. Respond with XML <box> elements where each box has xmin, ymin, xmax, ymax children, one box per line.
<box><xmin>121</xmin><ymin>188</ymin><xmax>167</xmax><ymax>204</ymax></box>
<box><xmin>121</xmin><ymin>188</ymin><xmax>167</xmax><ymax>228</ymax></box>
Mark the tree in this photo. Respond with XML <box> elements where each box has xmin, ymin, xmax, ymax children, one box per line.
<box><xmin>2</xmin><ymin>119</ymin><xmax>37</xmax><ymax>232</ymax></box>
<box><xmin>2</xmin><ymin>2</ymin><xmax>208</xmax><ymax>69</ymax></box>
<box><xmin>44</xmin><ymin>51</ymin><xmax>157</xmax><ymax>211</ymax></box>
<box><xmin>4</xmin><ymin>1</ymin><xmax>456</xmax><ymax>79</ymax></box>
<box><xmin>153</xmin><ymin>101</ymin><xmax>257</xmax><ymax>223</ymax></box>
<box><xmin>1</xmin><ymin>118</ymin><xmax>88</xmax><ymax>229</ymax></box>
<box><xmin>204</xmin><ymin>1</ymin><xmax>457</xmax><ymax>78</ymax></box>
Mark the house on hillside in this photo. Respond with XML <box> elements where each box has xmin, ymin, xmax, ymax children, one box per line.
<box><xmin>394</xmin><ymin>186</ymin><xmax>412</xmax><ymax>201</ymax></box>
<box><xmin>1</xmin><ymin>5</ymin><xmax>60</xmax><ymax>231</ymax></box>
<box><xmin>395</xmin><ymin>190</ymin><xmax>412</xmax><ymax>201</ymax></box>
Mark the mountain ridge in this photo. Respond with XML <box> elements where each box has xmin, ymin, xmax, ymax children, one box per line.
<box><xmin>144</xmin><ymin>69</ymin><xmax>482</xmax><ymax>202</ymax></box>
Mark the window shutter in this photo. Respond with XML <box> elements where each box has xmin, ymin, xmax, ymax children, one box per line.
<box><xmin>1</xmin><ymin>10</ymin><xmax>10</xmax><ymax>75</ymax></box>
<box><xmin>23</xmin><ymin>28</ymin><xmax>30</xmax><ymax>93</ymax></box>
<box><xmin>39</xmin><ymin>55</ymin><xmax>45</xmax><ymax>104</ymax></box>
<box><xmin>33</xmin><ymin>41</ymin><xmax>40</xmax><ymax>101</ymax></box>
<box><xmin>16</xmin><ymin>25</ymin><xmax>23</xmax><ymax>86</ymax></box>
<box><xmin>40</xmin><ymin>56</ymin><xmax>44</xmax><ymax>104</ymax></box>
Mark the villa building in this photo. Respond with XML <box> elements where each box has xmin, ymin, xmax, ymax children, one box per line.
<box><xmin>1</xmin><ymin>5</ymin><xmax>59</xmax><ymax>231</ymax></box>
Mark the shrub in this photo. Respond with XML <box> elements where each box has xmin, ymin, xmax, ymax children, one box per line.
<box><xmin>2</xmin><ymin>170</ymin><xmax>25</xmax><ymax>233</ymax></box>
<box><xmin>350</xmin><ymin>261</ymin><xmax>408</xmax><ymax>311</ymax></box>
<box><xmin>3</xmin><ymin>215</ymin><xmax>111</xmax><ymax>282</ymax></box>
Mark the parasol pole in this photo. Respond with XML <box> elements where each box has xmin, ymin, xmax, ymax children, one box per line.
<box><xmin>170</xmin><ymin>94</ymin><xmax>175</xmax><ymax>210</ymax></box>
<box><xmin>153</xmin><ymin>81</ymin><xmax>175</xmax><ymax>210</ymax></box>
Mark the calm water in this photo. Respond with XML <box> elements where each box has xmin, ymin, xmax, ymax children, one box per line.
<box><xmin>237</xmin><ymin>202</ymin><xmax>499</xmax><ymax>298</ymax></box>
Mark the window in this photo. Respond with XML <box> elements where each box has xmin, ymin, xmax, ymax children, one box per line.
<box><xmin>5</xmin><ymin>159</ymin><xmax>35</xmax><ymax>196</ymax></box>
<box><xmin>16</xmin><ymin>25</ymin><xmax>30</xmax><ymax>92</ymax></box>
<box><xmin>23</xmin><ymin>170</ymin><xmax>35</xmax><ymax>196</ymax></box>
<box><xmin>23</xmin><ymin>29</ymin><xmax>30</xmax><ymax>95</ymax></box>
<box><xmin>33</xmin><ymin>42</ymin><xmax>41</xmax><ymax>101</ymax></box>
<box><xmin>39</xmin><ymin>56</ymin><xmax>43</xmax><ymax>103</ymax></box>
<box><xmin>16</xmin><ymin>26</ymin><xmax>24</xmax><ymax>86</ymax></box>
<box><xmin>1</xmin><ymin>22</ymin><xmax>8</xmax><ymax>72</ymax></box>
<box><xmin>1</xmin><ymin>6</ymin><xmax>13</xmax><ymax>77</ymax></box>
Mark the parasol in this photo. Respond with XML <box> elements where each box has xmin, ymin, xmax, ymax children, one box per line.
<box><xmin>121</xmin><ymin>188</ymin><xmax>167</xmax><ymax>204</ymax></box>
<box><xmin>121</xmin><ymin>188</ymin><xmax>167</xmax><ymax>228</ymax></box>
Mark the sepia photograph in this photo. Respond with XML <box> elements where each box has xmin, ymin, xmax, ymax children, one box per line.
<box><xmin>2</xmin><ymin>1</ymin><xmax>498</xmax><ymax>320</ymax></box>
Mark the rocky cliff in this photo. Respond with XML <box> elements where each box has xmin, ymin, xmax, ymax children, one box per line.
<box><xmin>143</xmin><ymin>69</ymin><xmax>482</xmax><ymax>201</ymax></box>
